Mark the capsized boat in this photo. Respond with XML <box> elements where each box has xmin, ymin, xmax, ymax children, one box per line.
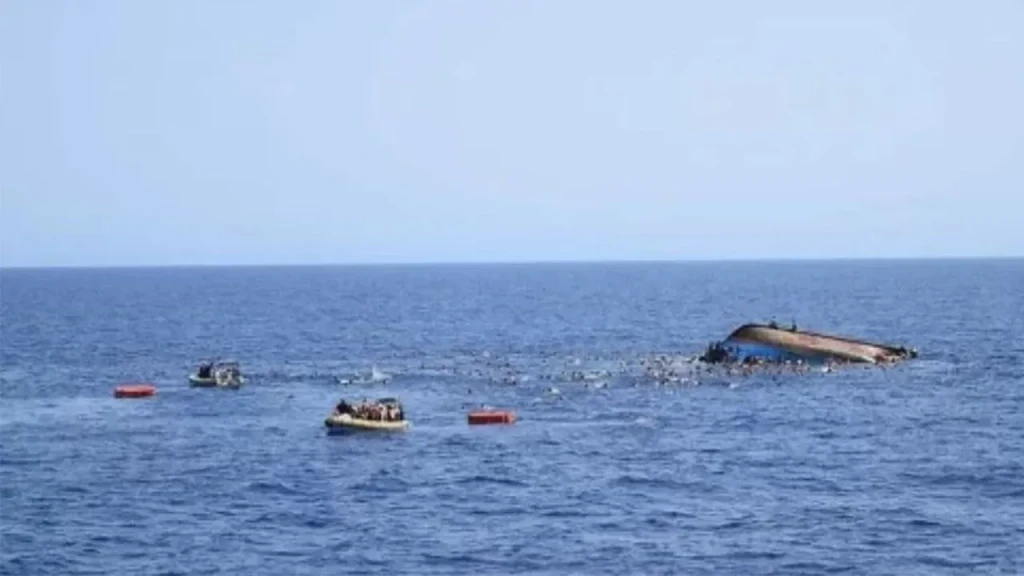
<box><xmin>324</xmin><ymin>397</ymin><xmax>409</xmax><ymax>434</ymax></box>
<box><xmin>701</xmin><ymin>323</ymin><xmax>917</xmax><ymax>365</ymax></box>
<box><xmin>189</xmin><ymin>359</ymin><xmax>246</xmax><ymax>388</ymax></box>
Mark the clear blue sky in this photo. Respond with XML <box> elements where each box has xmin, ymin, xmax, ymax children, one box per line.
<box><xmin>2</xmin><ymin>0</ymin><xmax>1022</xmax><ymax>267</ymax></box>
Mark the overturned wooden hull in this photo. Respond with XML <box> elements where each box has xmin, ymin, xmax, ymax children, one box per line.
<box><xmin>706</xmin><ymin>324</ymin><xmax>916</xmax><ymax>365</ymax></box>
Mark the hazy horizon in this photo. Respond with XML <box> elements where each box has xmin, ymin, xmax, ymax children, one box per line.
<box><xmin>3</xmin><ymin>1</ymin><xmax>1022</xmax><ymax>267</ymax></box>
<box><xmin>2</xmin><ymin>255</ymin><xmax>1022</xmax><ymax>272</ymax></box>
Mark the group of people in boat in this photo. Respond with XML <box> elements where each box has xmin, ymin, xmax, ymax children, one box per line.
<box><xmin>190</xmin><ymin>359</ymin><xmax>247</xmax><ymax>389</ymax></box>
<box><xmin>333</xmin><ymin>399</ymin><xmax>404</xmax><ymax>422</ymax></box>
<box><xmin>193</xmin><ymin>359</ymin><xmax>241</xmax><ymax>379</ymax></box>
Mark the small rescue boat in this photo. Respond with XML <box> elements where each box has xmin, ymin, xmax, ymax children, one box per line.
<box><xmin>324</xmin><ymin>397</ymin><xmax>409</xmax><ymax>434</ymax></box>
<box><xmin>188</xmin><ymin>359</ymin><xmax>246</xmax><ymax>388</ymax></box>
<box><xmin>324</xmin><ymin>413</ymin><xmax>409</xmax><ymax>434</ymax></box>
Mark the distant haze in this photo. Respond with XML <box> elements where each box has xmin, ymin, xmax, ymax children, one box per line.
<box><xmin>2</xmin><ymin>1</ymin><xmax>1022</xmax><ymax>267</ymax></box>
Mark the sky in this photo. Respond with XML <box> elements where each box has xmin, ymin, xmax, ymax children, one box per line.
<box><xmin>1</xmin><ymin>0</ymin><xmax>1022</xmax><ymax>267</ymax></box>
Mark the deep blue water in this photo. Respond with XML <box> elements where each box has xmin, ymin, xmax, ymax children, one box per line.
<box><xmin>2</xmin><ymin>260</ymin><xmax>1022</xmax><ymax>575</ymax></box>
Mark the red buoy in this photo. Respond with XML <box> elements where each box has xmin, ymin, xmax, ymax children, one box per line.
<box><xmin>114</xmin><ymin>384</ymin><xmax>157</xmax><ymax>399</ymax></box>
<box><xmin>468</xmin><ymin>409</ymin><xmax>516</xmax><ymax>425</ymax></box>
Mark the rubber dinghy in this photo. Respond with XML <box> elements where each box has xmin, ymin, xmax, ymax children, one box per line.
<box><xmin>324</xmin><ymin>397</ymin><xmax>409</xmax><ymax>434</ymax></box>
<box><xmin>324</xmin><ymin>413</ymin><xmax>409</xmax><ymax>433</ymax></box>
<box><xmin>189</xmin><ymin>359</ymin><xmax>246</xmax><ymax>388</ymax></box>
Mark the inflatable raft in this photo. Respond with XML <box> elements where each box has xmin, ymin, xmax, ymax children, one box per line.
<box><xmin>324</xmin><ymin>413</ymin><xmax>409</xmax><ymax>434</ymax></box>
<box><xmin>188</xmin><ymin>375</ymin><xmax>218</xmax><ymax>387</ymax></box>
<box><xmin>188</xmin><ymin>375</ymin><xmax>244</xmax><ymax>388</ymax></box>
<box><xmin>114</xmin><ymin>384</ymin><xmax>157</xmax><ymax>398</ymax></box>
<box><xmin>188</xmin><ymin>359</ymin><xmax>245</xmax><ymax>388</ymax></box>
<box><xmin>468</xmin><ymin>409</ymin><xmax>516</xmax><ymax>425</ymax></box>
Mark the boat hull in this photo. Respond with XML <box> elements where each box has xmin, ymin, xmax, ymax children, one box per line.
<box><xmin>718</xmin><ymin>341</ymin><xmax>833</xmax><ymax>364</ymax></box>
<box><xmin>324</xmin><ymin>414</ymin><xmax>409</xmax><ymax>434</ymax></box>
<box><xmin>188</xmin><ymin>375</ymin><xmax>245</xmax><ymax>388</ymax></box>
<box><xmin>189</xmin><ymin>375</ymin><xmax>218</xmax><ymax>387</ymax></box>
<box><xmin>710</xmin><ymin>324</ymin><xmax>914</xmax><ymax>365</ymax></box>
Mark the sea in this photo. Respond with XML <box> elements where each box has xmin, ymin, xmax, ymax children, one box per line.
<box><xmin>1</xmin><ymin>260</ymin><xmax>1022</xmax><ymax>575</ymax></box>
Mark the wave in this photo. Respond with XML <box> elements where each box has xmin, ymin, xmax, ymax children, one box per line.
<box><xmin>454</xmin><ymin>474</ymin><xmax>529</xmax><ymax>488</ymax></box>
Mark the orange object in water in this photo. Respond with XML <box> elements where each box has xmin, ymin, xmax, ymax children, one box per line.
<box><xmin>468</xmin><ymin>410</ymin><xmax>516</xmax><ymax>425</ymax></box>
<box><xmin>114</xmin><ymin>384</ymin><xmax>157</xmax><ymax>399</ymax></box>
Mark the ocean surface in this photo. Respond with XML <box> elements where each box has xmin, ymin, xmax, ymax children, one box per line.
<box><xmin>1</xmin><ymin>260</ymin><xmax>1022</xmax><ymax>575</ymax></box>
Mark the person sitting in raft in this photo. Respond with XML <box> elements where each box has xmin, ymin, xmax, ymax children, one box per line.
<box><xmin>354</xmin><ymin>399</ymin><xmax>370</xmax><ymax>419</ymax></box>
<box><xmin>334</xmin><ymin>400</ymin><xmax>353</xmax><ymax>415</ymax></box>
<box><xmin>198</xmin><ymin>362</ymin><xmax>212</xmax><ymax>379</ymax></box>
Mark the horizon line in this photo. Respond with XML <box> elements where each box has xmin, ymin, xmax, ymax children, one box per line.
<box><xmin>1</xmin><ymin>255</ymin><xmax>1021</xmax><ymax>271</ymax></box>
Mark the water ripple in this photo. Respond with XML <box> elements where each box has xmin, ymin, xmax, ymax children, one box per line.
<box><xmin>2</xmin><ymin>261</ymin><xmax>1023</xmax><ymax>575</ymax></box>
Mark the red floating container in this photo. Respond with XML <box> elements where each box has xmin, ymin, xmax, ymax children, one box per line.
<box><xmin>468</xmin><ymin>410</ymin><xmax>516</xmax><ymax>425</ymax></box>
<box><xmin>114</xmin><ymin>384</ymin><xmax>157</xmax><ymax>399</ymax></box>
